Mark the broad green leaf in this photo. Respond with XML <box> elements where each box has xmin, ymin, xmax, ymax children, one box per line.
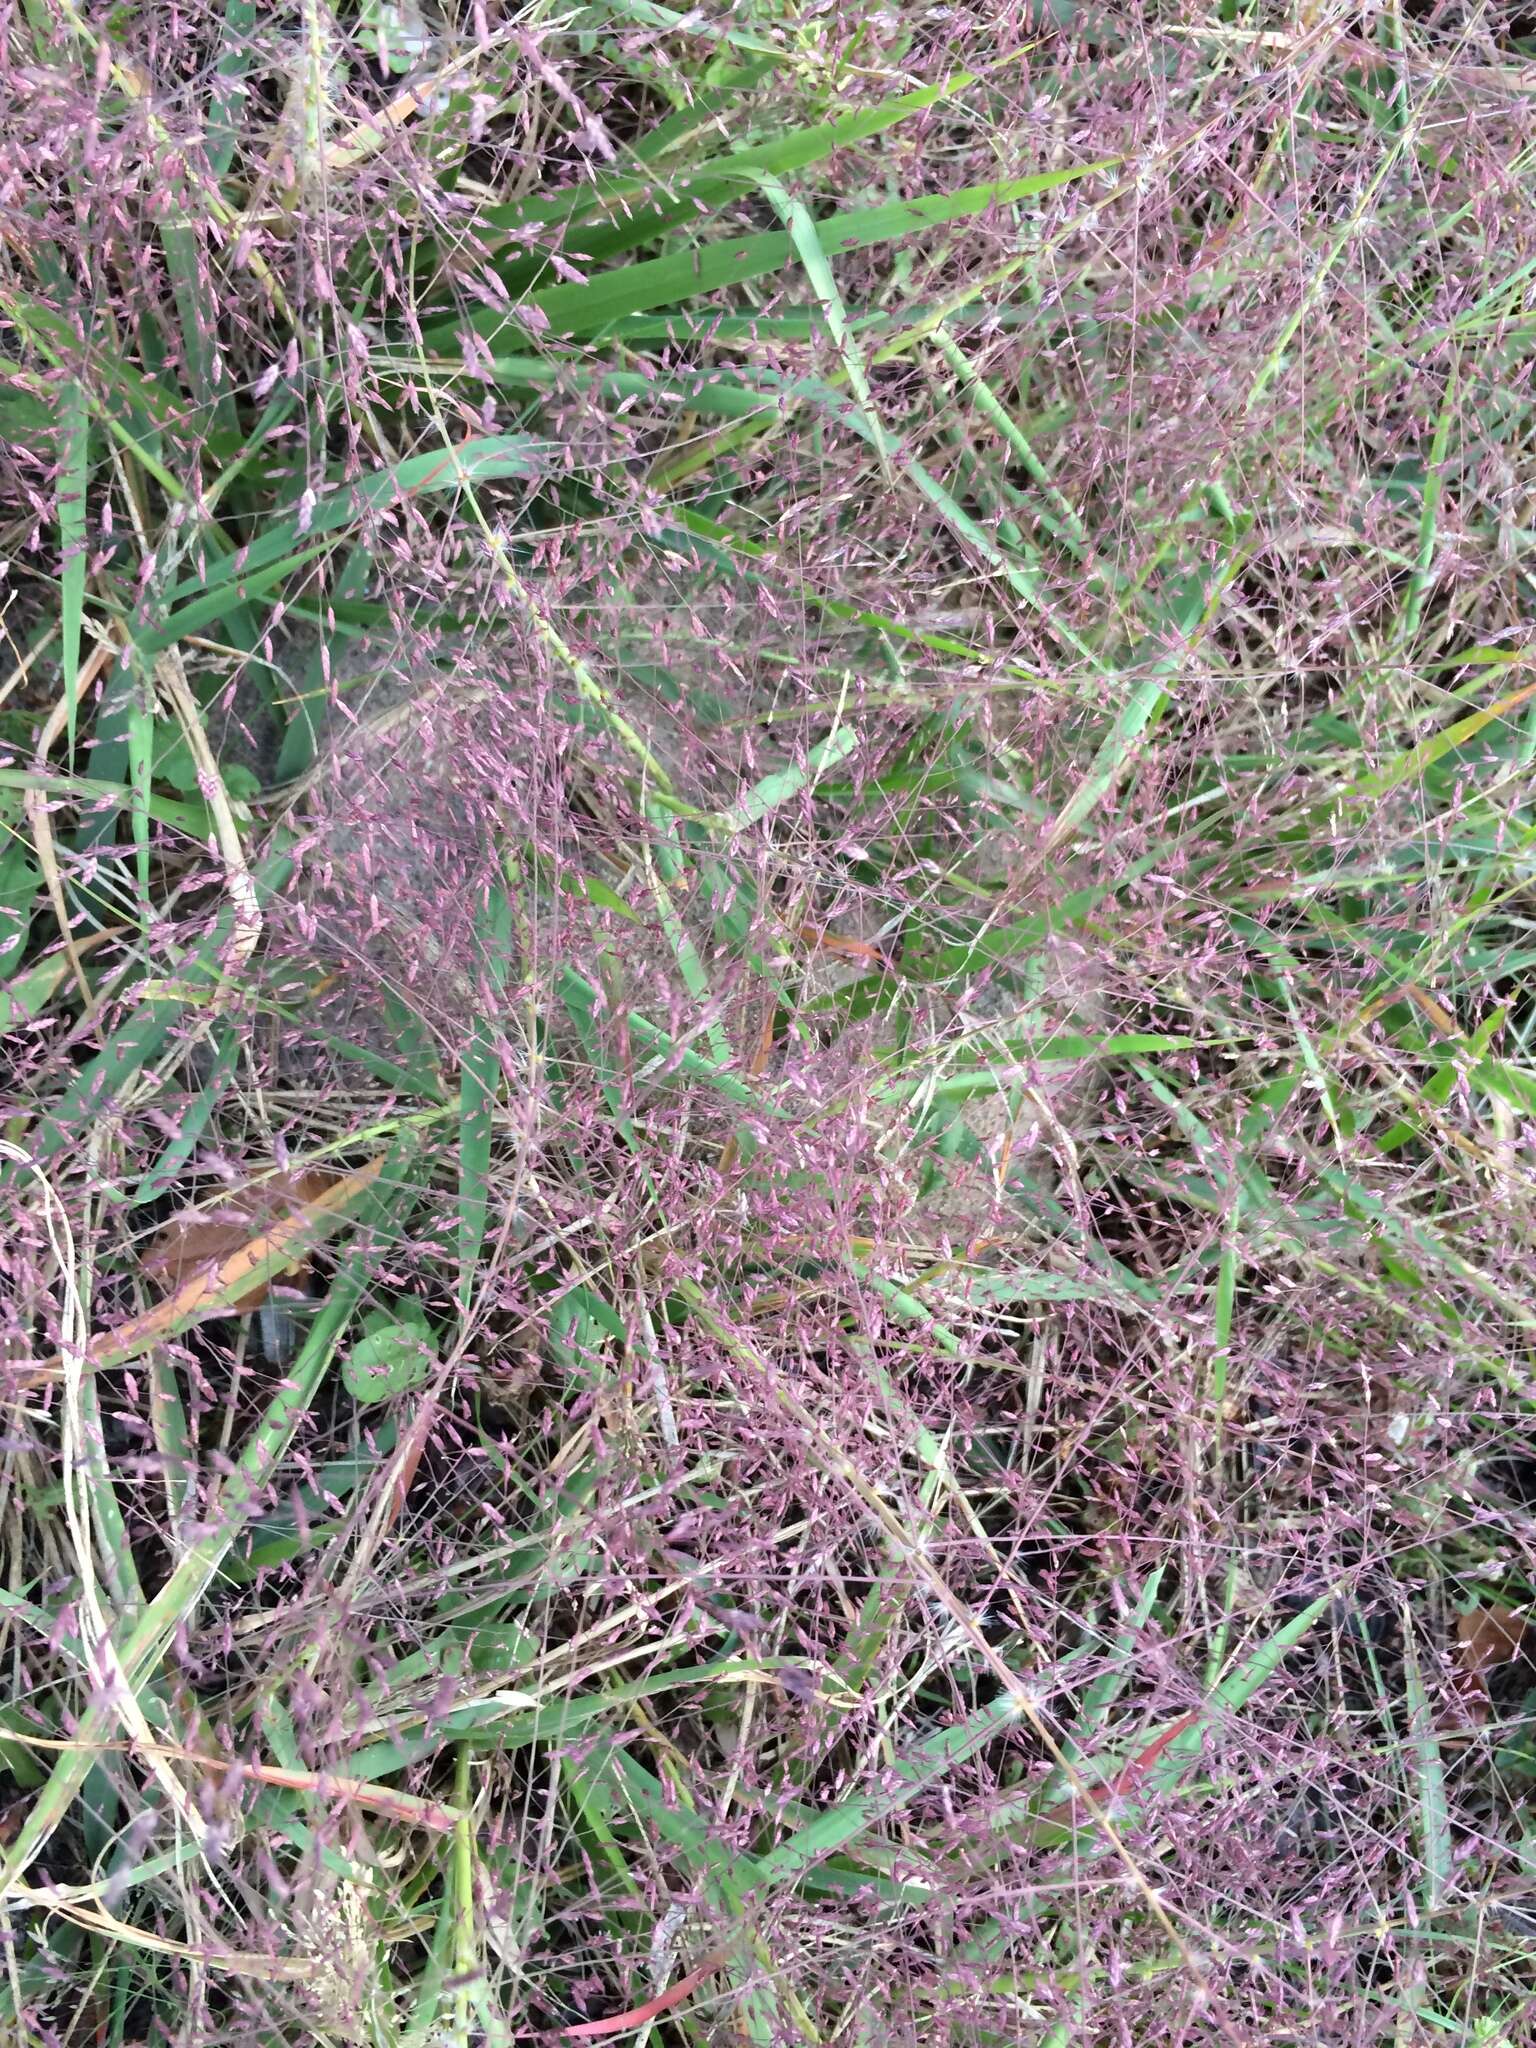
<box><xmin>558</xmin><ymin>1282</ymin><xmax>626</xmax><ymax>1346</ymax></box>
<box><xmin>0</xmin><ymin>838</ymin><xmax>39</xmax><ymax>977</ymax></box>
<box><xmin>560</xmin><ymin>872</ymin><xmax>637</xmax><ymax>921</ymax></box>
<box><xmin>153</xmin><ymin>726</ymin><xmax>260</xmax><ymax>802</ymax></box>
<box><xmin>1475</xmin><ymin>1058</ymin><xmax>1536</xmax><ymax>1116</ymax></box>
<box><xmin>356</xmin><ymin>0</ymin><xmax>431</xmax><ymax>73</ymax></box>
<box><xmin>0</xmin><ymin>945</ymin><xmax>77</xmax><ymax>1031</ymax></box>
<box><xmin>206</xmin><ymin>0</ymin><xmax>257</xmax><ymax>178</ymax></box>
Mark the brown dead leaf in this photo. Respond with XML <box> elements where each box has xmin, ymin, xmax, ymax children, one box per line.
<box><xmin>1455</xmin><ymin>1604</ymin><xmax>1529</xmax><ymax>1721</ymax></box>
<box><xmin>79</xmin><ymin>1156</ymin><xmax>386</xmax><ymax>1371</ymax></box>
<box><xmin>142</xmin><ymin>1166</ymin><xmax>340</xmax><ymax>1311</ymax></box>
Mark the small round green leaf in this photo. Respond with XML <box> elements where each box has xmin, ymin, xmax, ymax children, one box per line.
<box><xmin>343</xmin><ymin>1305</ymin><xmax>437</xmax><ymax>1403</ymax></box>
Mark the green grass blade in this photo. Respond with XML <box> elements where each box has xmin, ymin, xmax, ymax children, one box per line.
<box><xmin>0</xmin><ymin>1135</ymin><xmax>422</xmax><ymax>1887</ymax></box>
<box><xmin>932</xmin><ymin>324</ymin><xmax>1094</xmax><ymax>561</ymax></box>
<box><xmin>206</xmin><ymin>0</ymin><xmax>256</xmax><ymax>178</ymax></box>
<box><xmin>756</xmin><ymin>172</ymin><xmax>890</xmax><ymax>474</ymax></box>
<box><xmin>458</xmin><ymin>887</ymin><xmax>512</xmax><ymax>1317</ymax></box>
<box><xmin>1400</xmin><ymin>1610</ymin><xmax>1452</xmax><ymax>1916</ymax></box>
<box><xmin>1043</xmin><ymin>676</ymin><xmax>1170</xmax><ymax>852</ymax></box>
<box><xmin>145</xmin><ymin>435</ymin><xmax>547</xmax><ymax>653</ymax></box>
<box><xmin>436</xmin><ymin>162</ymin><xmax>1115</xmax><ymax>344</ymax></box>
<box><xmin>8</xmin><ymin>856</ymin><xmax>292</xmax><ymax>1180</ymax></box>
<box><xmin>1209</xmin><ymin>1593</ymin><xmax>1334</xmax><ymax>1713</ymax></box>
<box><xmin>58</xmin><ymin>377</ymin><xmax>89</xmax><ymax>761</ymax></box>
<box><xmin>488</xmin><ymin>68</ymin><xmax>986</xmax><ymax>257</ymax></box>
<box><xmin>712</xmin><ymin>722</ymin><xmax>860</xmax><ymax>836</ymax></box>
<box><xmin>1349</xmin><ymin>676</ymin><xmax>1536</xmax><ymax>804</ymax></box>
<box><xmin>756</xmin><ymin>1691</ymin><xmax>1021</xmax><ymax>1885</ymax></box>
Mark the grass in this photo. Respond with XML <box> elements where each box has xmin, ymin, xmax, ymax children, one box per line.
<box><xmin>3</xmin><ymin>2</ymin><xmax>1536</xmax><ymax>2043</ymax></box>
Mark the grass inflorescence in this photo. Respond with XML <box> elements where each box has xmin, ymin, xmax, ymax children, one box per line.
<box><xmin>4</xmin><ymin>2</ymin><xmax>1536</xmax><ymax>2042</ymax></box>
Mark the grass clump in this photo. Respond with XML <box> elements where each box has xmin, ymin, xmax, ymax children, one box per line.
<box><xmin>4</xmin><ymin>3</ymin><xmax>1536</xmax><ymax>2043</ymax></box>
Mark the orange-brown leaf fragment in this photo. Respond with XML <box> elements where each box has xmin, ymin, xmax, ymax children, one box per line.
<box><xmin>1456</xmin><ymin>1605</ymin><xmax>1528</xmax><ymax>1696</ymax></box>
<box><xmin>554</xmin><ymin>1952</ymin><xmax>728</xmax><ymax>2041</ymax></box>
<box><xmin>797</xmin><ymin>922</ymin><xmax>892</xmax><ymax>972</ymax></box>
